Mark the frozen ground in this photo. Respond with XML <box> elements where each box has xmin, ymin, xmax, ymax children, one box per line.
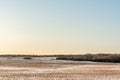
<box><xmin>0</xmin><ymin>57</ymin><xmax>120</xmax><ymax>80</ymax></box>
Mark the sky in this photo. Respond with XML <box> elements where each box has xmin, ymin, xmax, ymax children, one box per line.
<box><xmin>0</xmin><ymin>0</ymin><xmax>120</xmax><ymax>55</ymax></box>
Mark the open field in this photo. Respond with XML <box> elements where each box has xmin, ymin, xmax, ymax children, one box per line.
<box><xmin>0</xmin><ymin>57</ymin><xmax>120</xmax><ymax>80</ymax></box>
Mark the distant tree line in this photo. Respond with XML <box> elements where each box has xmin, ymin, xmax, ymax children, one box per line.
<box><xmin>0</xmin><ymin>54</ymin><xmax>120</xmax><ymax>62</ymax></box>
<box><xmin>56</xmin><ymin>54</ymin><xmax>120</xmax><ymax>63</ymax></box>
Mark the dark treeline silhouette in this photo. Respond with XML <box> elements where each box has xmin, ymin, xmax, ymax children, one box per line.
<box><xmin>56</xmin><ymin>54</ymin><xmax>120</xmax><ymax>63</ymax></box>
<box><xmin>0</xmin><ymin>54</ymin><xmax>120</xmax><ymax>62</ymax></box>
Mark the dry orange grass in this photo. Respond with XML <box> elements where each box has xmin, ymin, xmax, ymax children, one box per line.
<box><xmin>0</xmin><ymin>59</ymin><xmax>120</xmax><ymax>80</ymax></box>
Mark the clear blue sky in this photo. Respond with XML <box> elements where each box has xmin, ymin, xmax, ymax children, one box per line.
<box><xmin>0</xmin><ymin>0</ymin><xmax>120</xmax><ymax>55</ymax></box>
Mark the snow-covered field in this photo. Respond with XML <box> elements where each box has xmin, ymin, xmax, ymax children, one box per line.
<box><xmin>0</xmin><ymin>57</ymin><xmax>120</xmax><ymax>80</ymax></box>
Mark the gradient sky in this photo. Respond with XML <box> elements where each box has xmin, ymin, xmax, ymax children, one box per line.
<box><xmin>0</xmin><ymin>0</ymin><xmax>120</xmax><ymax>55</ymax></box>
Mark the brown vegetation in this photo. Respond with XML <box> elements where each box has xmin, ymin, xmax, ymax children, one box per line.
<box><xmin>0</xmin><ymin>59</ymin><xmax>120</xmax><ymax>80</ymax></box>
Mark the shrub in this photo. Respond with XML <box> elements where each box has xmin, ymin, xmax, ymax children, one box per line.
<box><xmin>23</xmin><ymin>57</ymin><xmax>32</xmax><ymax>60</ymax></box>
